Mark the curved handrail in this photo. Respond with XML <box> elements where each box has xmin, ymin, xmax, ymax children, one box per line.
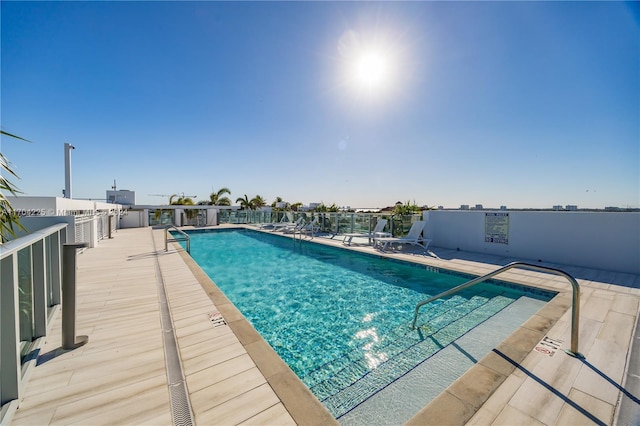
<box><xmin>411</xmin><ymin>262</ymin><xmax>582</xmax><ymax>357</ymax></box>
<box><xmin>164</xmin><ymin>225</ymin><xmax>190</xmax><ymax>254</ymax></box>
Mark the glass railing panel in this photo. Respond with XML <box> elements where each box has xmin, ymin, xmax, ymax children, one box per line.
<box><xmin>387</xmin><ymin>214</ymin><xmax>422</xmax><ymax>236</ymax></box>
<box><xmin>17</xmin><ymin>247</ymin><xmax>34</xmax><ymax>359</ymax></box>
<box><xmin>148</xmin><ymin>210</ymin><xmax>173</xmax><ymax>226</ymax></box>
<box><xmin>314</xmin><ymin>213</ymin><xmax>330</xmax><ymax>233</ymax></box>
<box><xmin>352</xmin><ymin>214</ymin><xmax>372</xmax><ymax>234</ymax></box>
<box><xmin>332</xmin><ymin>213</ymin><xmax>348</xmax><ymax>234</ymax></box>
<box><xmin>45</xmin><ymin>235</ymin><xmax>54</xmax><ymax>308</ymax></box>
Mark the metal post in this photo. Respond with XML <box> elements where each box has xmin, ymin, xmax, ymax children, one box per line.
<box><xmin>62</xmin><ymin>243</ymin><xmax>88</xmax><ymax>350</ymax></box>
<box><xmin>64</xmin><ymin>143</ymin><xmax>74</xmax><ymax>199</ymax></box>
<box><xmin>108</xmin><ymin>215</ymin><xmax>113</xmax><ymax>239</ymax></box>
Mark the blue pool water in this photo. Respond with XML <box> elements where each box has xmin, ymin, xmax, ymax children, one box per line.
<box><xmin>182</xmin><ymin>229</ymin><xmax>556</xmax><ymax>421</ymax></box>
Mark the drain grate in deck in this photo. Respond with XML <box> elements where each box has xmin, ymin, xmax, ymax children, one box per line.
<box><xmin>152</xmin><ymin>230</ymin><xmax>195</xmax><ymax>426</ymax></box>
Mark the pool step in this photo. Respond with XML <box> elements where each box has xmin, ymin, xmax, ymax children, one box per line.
<box><xmin>307</xmin><ymin>294</ymin><xmax>493</xmax><ymax>400</ymax></box>
<box><xmin>310</xmin><ymin>295</ymin><xmax>515</xmax><ymax>418</ymax></box>
<box><xmin>301</xmin><ymin>292</ymin><xmax>490</xmax><ymax>392</ymax></box>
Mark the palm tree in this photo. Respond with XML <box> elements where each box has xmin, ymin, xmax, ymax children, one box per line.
<box><xmin>1</xmin><ymin>130</ymin><xmax>29</xmax><ymax>242</ymax></box>
<box><xmin>236</xmin><ymin>194</ymin><xmax>252</xmax><ymax>210</ymax></box>
<box><xmin>392</xmin><ymin>200</ymin><xmax>423</xmax><ymax>215</ymax></box>
<box><xmin>271</xmin><ymin>196</ymin><xmax>283</xmax><ymax>208</ymax></box>
<box><xmin>171</xmin><ymin>195</ymin><xmax>198</xmax><ymax>220</ymax></box>
<box><xmin>251</xmin><ymin>195</ymin><xmax>266</xmax><ymax>209</ymax></box>
<box><xmin>314</xmin><ymin>202</ymin><xmax>339</xmax><ymax>212</ymax></box>
<box><xmin>208</xmin><ymin>187</ymin><xmax>231</xmax><ymax>206</ymax></box>
<box><xmin>271</xmin><ymin>196</ymin><xmax>291</xmax><ymax>211</ymax></box>
<box><xmin>290</xmin><ymin>202</ymin><xmax>303</xmax><ymax>212</ymax></box>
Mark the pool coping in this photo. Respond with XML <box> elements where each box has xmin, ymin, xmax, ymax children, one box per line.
<box><xmin>172</xmin><ymin>225</ymin><xmax>575</xmax><ymax>424</ymax></box>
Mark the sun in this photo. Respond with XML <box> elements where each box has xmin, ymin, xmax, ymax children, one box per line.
<box><xmin>337</xmin><ymin>30</ymin><xmax>400</xmax><ymax>98</ymax></box>
<box><xmin>354</xmin><ymin>50</ymin><xmax>390</xmax><ymax>91</ymax></box>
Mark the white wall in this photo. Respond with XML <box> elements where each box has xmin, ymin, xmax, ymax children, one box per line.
<box><xmin>15</xmin><ymin>216</ymin><xmax>75</xmax><ymax>243</ymax></box>
<box><xmin>120</xmin><ymin>209</ymin><xmax>148</xmax><ymax>228</ymax></box>
<box><xmin>423</xmin><ymin>210</ymin><xmax>640</xmax><ymax>274</ymax></box>
<box><xmin>7</xmin><ymin>196</ymin><xmax>123</xmax><ymax>215</ymax></box>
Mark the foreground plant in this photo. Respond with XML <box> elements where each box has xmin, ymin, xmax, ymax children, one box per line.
<box><xmin>1</xmin><ymin>130</ymin><xmax>29</xmax><ymax>242</ymax></box>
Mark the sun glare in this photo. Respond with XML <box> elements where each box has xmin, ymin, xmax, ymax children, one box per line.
<box><xmin>337</xmin><ymin>30</ymin><xmax>400</xmax><ymax>99</ymax></box>
<box><xmin>354</xmin><ymin>50</ymin><xmax>389</xmax><ymax>90</ymax></box>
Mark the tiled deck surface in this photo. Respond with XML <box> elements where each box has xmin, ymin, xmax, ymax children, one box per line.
<box><xmin>9</xmin><ymin>226</ymin><xmax>640</xmax><ymax>425</ymax></box>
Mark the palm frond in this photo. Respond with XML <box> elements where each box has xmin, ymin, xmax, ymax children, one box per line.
<box><xmin>1</xmin><ymin>130</ymin><xmax>31</xmax><ymax>142</ymax></box>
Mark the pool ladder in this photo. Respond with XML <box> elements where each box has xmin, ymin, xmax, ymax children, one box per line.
<box><xmin>411</xmin><ymin>262</ymin><xmax>582</xmax><ymax>357</ymax></box>
<box><xmin>164</xmin><ymin>225</ymin><xmax>191</xmax><ymax>254</ymax></box>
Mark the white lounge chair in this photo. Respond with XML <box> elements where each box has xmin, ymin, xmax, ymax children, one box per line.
<box><xmin>290</xmin><ymin>217</ymin><xmax>320</xmax><ymax>236</ymax></box>
<box><xmin>260</xmin><ymin>213</ymin><xmax>292</xmax><ymax>229</ymax></box>
<box><xmin>273</xmin><ymin>216</ymin><xmax>304</xmax><ymax>232</ymax></box>
<box><xmin>279</xmin><ymin>217</ymin><xmax>306</xmax><ymax>233</ymax></box>
<box><xmin>373</xmin><ymin>221</ymin><xmax>431</xmax><ymax>252</ymax></box>
<box><xmin>341</xmin><ymin>219</ymin><xmax>388</xmax><ymax>246</ymax></box>
<box><xmin>305</xmin><ymin>217</ymin><xmax>321</xmax><ymax>235</ymax></box>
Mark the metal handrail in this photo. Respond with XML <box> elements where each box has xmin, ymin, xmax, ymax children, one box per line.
<box><xmin>164</xmin><ymin>225</ymin><xmax>190</xmax><ymax>254</ymax></box>
<box><xmin>411</xmin><ymin>261</ymin><xmax>582</xmax><ymax>357</ymax></box>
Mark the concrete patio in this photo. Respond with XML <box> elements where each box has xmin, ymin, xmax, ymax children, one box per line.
<box><xmin>9</xmin><ymin>226</ymin><xmax>639</xmax><ymax>425</ymax></box>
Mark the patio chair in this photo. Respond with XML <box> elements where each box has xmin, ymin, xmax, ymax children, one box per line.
<box><xmin>273</xmin><ymin>216</ymin><xmax>303</xmax><ymax>232</ymax></box>
<box><xmin>373</xmin><ymin>220</ymin><xmax>431</xmax><ymax>252</ymax></box>
<box><xmin>341</xmin><ymin>219</ymin><xmax>388</xmax><ymax>246</ymax></box>
<box><xmin>288</xmin><ymin>217</ymin><xmax>320</xmax><ymax>236</ymax></box>
<box><xmin>279</xmin><ymin>217</ymin><xmax>306</xmax><ymax>233</ymax></box>
<box><xmin>261</xmin><ymin>213</ymin><xmax>293</xmax><ymax>230</ymax></box>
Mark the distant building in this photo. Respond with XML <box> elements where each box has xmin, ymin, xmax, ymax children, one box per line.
<box><xmin>474</xmin><ymin>204</ymin><xmax>484</xmax><ymax>210</ymax></box>
<box><xmin>565</xmin><ymin>205</ymin><xmax>578</xmax><ymax>211</ymax></box>
<box><xmin>460</xmin><ymin>205</ymin><xmax>469</xmax><ymax>210</ymax></box>
<box><xmin>500</xmin><ymin>206</ymin><xmax>507</xmax><ymax>210</ymax></box>
<box><xmin>106</xmin><ymin>189</ymin><xmax>136</xmax><ymax>205</ymax></box>
<box><xmin>553</xmin><ymin>205</ymin><xmax>564</xmax><ymax>211</ymax></box>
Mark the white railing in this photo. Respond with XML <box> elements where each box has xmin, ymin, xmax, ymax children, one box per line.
<box><xmin>0</xmin><ymin>223</ymin><xmax>68</xmax><ymax>422</ymax></box>
<box><xmin>74</xmin><ymin>212</ymin><xmax>117</xmax><ymax>247</ymax></box>
<box><xmin>74</xmin><ymin>215</ymin><xmax>93</xmax><ymax>246</ymax></box>
<box><xmin>95</xmin><ymin>213</ymin><xmax>116</xmax><ymax>240</ymax></box>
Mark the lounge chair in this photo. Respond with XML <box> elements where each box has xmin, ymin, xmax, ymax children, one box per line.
<box><xmin>279</xmin><ymin>217</ymin><xmax>306</xmax><ymax>233</ymax></box>
<box><xmin>341</xmin><ymin>219</ymin><xmax>388</xmax><ymax>246</ymax></box>
<box><xmin>373</xmin><ymin>221</ymin><xmax>431</xmax><ymax>252</ymax></box>
<box><xmin>288</xmin><ymin>217</ymin><xmax>320</xmax><ymax>236</ymax></box>
<box><xmin>260</xmin><ymin>213</ymin><xmax>292</xmax><ymax>229</ymax></box>
<box><xmin>273</xmin><ymin>216</ymin><xmax>304</xmax><ymax>232</ymax></box>
<box><xmin>304</xmin><ymin>217</ymin><xmax>321</xmax><ymax>235</ymax></box>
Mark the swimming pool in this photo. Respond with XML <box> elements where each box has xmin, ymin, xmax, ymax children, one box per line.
<box><xmin>181</xmin><ymin>229</ymin><xmax>556</xmax><ymax>423</ymax></box>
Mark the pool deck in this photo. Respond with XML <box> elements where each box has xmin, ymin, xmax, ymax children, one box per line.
<box><xmin>8</xmin><ymin>226</ymin><xmax>640</xmax><ymax>425</ymax></box>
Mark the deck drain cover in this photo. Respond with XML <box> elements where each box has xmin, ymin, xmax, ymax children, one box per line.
<box><xmin>208</xmin><ymin>311</ymin><xmax>227</xmax><ymax>327</ymax></box>
<box><xmin>534</xmin><ymin>336</ymin><xmax>563</xmax><ymax>357</ymax></box>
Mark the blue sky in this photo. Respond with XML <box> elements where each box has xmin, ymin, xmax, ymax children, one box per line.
<box><xmin>2</xmin><ymin>1</ymin><xmax>638</xmax><ymax>209</ymax></box>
